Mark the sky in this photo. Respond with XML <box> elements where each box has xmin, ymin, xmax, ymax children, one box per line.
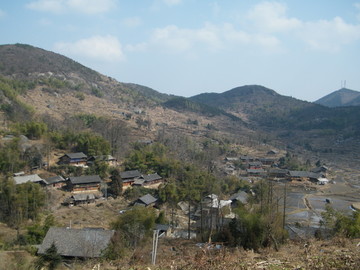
<box><xmin>0</xmin><ymin>0</ymin><xmax>360</xmax><ymax>102</ymax></box>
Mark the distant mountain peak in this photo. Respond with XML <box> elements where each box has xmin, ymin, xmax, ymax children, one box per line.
<box><xmin>315</xmin><ymin>88</ymin><xmax>360</xmax><ymax>107</ymax></box>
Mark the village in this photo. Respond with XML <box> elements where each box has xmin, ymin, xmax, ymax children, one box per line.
<box><xmin>9</xmin><ymin>144</ymin><xmax>357</xmax><ymax>264</ymax></box>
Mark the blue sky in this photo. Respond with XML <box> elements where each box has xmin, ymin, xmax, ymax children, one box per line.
<box><xmin>1</xmin><ymin>0</ymin><xmax>360</xmax><ymax>101</ymax></box>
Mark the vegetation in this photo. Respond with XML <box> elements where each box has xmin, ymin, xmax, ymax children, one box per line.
<box><xmin>0</xmin><ymin>176</ymin><xmax>46</xmax><ymax>227</ymax></box>
<box><xmin>49</xmin><ymin>131</ymin><xmax>110</xmax><ymax>156</ymax></box>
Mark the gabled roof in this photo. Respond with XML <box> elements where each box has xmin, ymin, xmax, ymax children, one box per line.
<box><xmin>288</xmin><ymin>171</ymin><xmax>320</xmax><ymax>179</ymax></box>
<box><xmin>269</xmin><ymin>168</ymin><xmax>288</xmax><ymax>174</ymax></box>
<box><xmin>64</xmin><ymin>152</ymin><xmax>87</xmax><ymax>159</ymax></box>
<box><xmin>13</xmin><ymin>174</ymin><xmax>46</xmax><ymax>185</ymax></box>
<box><xmin>120</xmin><ymin>170</ymin><xmax>141</xmax><ymax>179</ymax></box>
<box><xmin>88</xmin><ymin>155</ymin><xmax>116</xmax><ymax>162</ymax></box>
<box><xmin>72</xmin><ymin>193</ymin><xmax>96</xmax><ymax>201</ymax></box>
<box><xmin>137</xmin><ymin>194</ymin><xmax>157</xmax><ymax>206</ymax></box>
<box><xmin>248</xmin><ymin>161</ymin><xmax>263</xmax><ymax>166</ymax></box>
<box><xmin>38</xmin><ymin>227</ymin><xmax>114</xmax><ymax>258</ymax></box>
<box><xmin>246</xmin><ymin>168</ymin><xmax>265</xmax><ymax>173</ymax></box>
<box><xmin>69</xmin><ymin>175</ymin><xmax>102</xmax><ymax>185</ymax></box>
<box><xmin>229</xmin><ymin>191</ymin><xmax>248</xmax><ymax>204</ymax></box>
<box><xmin>141</xmin><ymin>173</ymin><xmax>162</xmax><ymax>182</ymax></box>
<box><xmin>45</xmin><ymin>175</ymin><xmax>65</xmax><ymax>185</ymax></box>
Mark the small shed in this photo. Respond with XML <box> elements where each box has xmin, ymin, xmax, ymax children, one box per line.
<box><xmin>135</xmin><ymin>194</ymin><xmax>158</xmax><ymax>207</ymax></box>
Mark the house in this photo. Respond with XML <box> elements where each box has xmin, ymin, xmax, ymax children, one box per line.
<box><xmin>224</xmin><ymin>157</ymin><xmax>239</xmax><ymax>162</ymax></box>
<box><xmin>45</xmin><ymin>175</ymin><xmax>66</xmax><ymax>189</ymax></box>
<box><xmin>248</xmin><ymin>161</ymin><xmax>263</xmax><ymax>169</ymax></box>
<box><xmin>259</xmin><ymin>158</ymin><xmax>275</xmax><ymax>166</ymax></box>
<box><xmin>69</xmin><ymin>193</ymin><xmax>95</xmax><ymax>205</ymax></box>
<box><xmin>288</xmin><ymin>171</ymin><xmax>322</xmax><ymax>182</ymax></box>
<box><xmin>13</xmin><ymin>174</ymin><xmax>47</xmax><ymax>186</ymax></box>
<box><xmin>268</xmin><ymin>168</ymin><xmax>288</xmax><ymax>179</ymax></box>
<box><xmin>267</xmin><ymin>150</ymin><xmax>278</xmax><ymax>155</ymax></box>
<box><xmin>134</xmin><ymin>194</ymin><xmax>158</xmax><ymax>207</ymax></box>
<box><xmin>38</xmin><ymin>227</ymin><xmax>115</xmax><ymax>258</ymax></box>
<box><xmin>229</xmin><ymin>191</ymin><xmax>248</xmax><ymax>205</ymax></box>
<box><xmin>120</xmin><ymin>170</ymin><xmax>142</xmax><ymax>187</ymax></box>
<box><xmin>68</xmin><ymin>175</ymin><xmax>102</xmax><ymax>193</ymax></box>
<box><xmin>311</xmin><ymin>165</ymin><xmax>329</xmax><ymax>175</ymax></box>
<box><xmin>87</xmin><ymin>155</ymin><xmax>117</xmax><ymax>166</ymax></box>
<box><xmin>246</xmin><ymin>168</ymin><xmax>265</xmax><ymax>176</ymax></box>
<box><xmin>133</xmin><ymin>173</ymin><xmax>163</xmax><ymax>187</ymax></box>
<box><xmin>240</xmin><ymin>155</ymin><xmax>255</xmax><ymax>162</ymax></box>
<box><xmin>58</xmin><ymin>152</ymin><xmax>88</xmax><ymax>167</ymax></box>
<box><xmin>194</xmin><ymin>194</ymin><xmax>233</xmax><ymax>230</ymax></box>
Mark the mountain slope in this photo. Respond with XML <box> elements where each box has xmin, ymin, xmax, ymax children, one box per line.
<box><xmin>315</xmin><ymin>88</ymin><xmax>360</xmax><ymax>107</ymax></box>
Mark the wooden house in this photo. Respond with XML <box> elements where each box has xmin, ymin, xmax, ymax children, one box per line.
<box><xmin>288</xmin><ymin>171</ymin><xmax>322</xmax><ymax>182</ymax></box>
<box><xmin>120</xmin><ymin>170</ymin><xmax>142</xmax><ymax>187</ymax></box>
<box><xmin>45</xmin><ymin>175</ymin><xmax>66</xmax><ymax>189</ymax></box>
<box><xmin>58</xmin><ymin>152</ymin><xmax>88</xmax><ymax>167</ymax></box>
<box><xmin>268</xmin><ymin>168</ymin><xmax>288</xmax><ymax>179</ymax></box>
<box><xmin>248</xmin><ymin>161</ymin><xmax>263</xmax><ymax>169</ymax></box>
<box><xmin>246</xmin><ymin>168</ymin><xmax>265</xmax><ymax>176</ymax></box>
<box><xmin>87</xmin><ymin>155</ymin><xmax>117</xmax><ymax>166</ymax></box>
<box><xmin>68</xmin><ymin>175</ymin><xmax>102</xmax><ymax>193</ymax></box>
<box><xmin>134</xmin><ymin>194</ymin><xmax>158</xmax><ymax>207</ymax></box>
<box><xmin>133</xmin><ymin>173</ymin><xmax>163</xmax><ymax>187</ymax></box>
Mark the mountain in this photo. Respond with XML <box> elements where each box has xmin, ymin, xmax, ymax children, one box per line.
<box><xmin>315</xmin><ymin>88</ymin><xmax>360</xmax><ymax>107</ymax></box>
<box><xmin>1</xmin><ymin>43</ymin><xmax>360</xmax><ymax>158</ymax></box>
<box><xmin>0</xmin><ymin>43</ymin><xmax>168</xmax><ymax>106</ymax></box>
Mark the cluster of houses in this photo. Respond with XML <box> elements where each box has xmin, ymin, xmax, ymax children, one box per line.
<box><xmin>12</xmin><ymin>152</ymin><xmax>164</xmax><ymax>206</ymax></box>
<box><xmin>224</xmin><ymin>151</ymin><xmax>330</xmax><ymax>185</ymax></box>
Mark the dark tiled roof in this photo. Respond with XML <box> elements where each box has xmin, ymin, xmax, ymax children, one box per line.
<box><xmin>142</xmin><ymin>173</ymin><xmax>162</xmax><ymax>182</ymax></box>
<box><xmin>72</xmin><ymin>193</ymin><xmax>96</xmax><ymax>201</ymax></box>
<box><xmin>70</xmin><ymin>175</ymin><xmax>101</xmax><ymax>184</ymax></box>
<box><xmin>138</xmin><ymin>194</ymin><xmax>157</xmax><ymax>206</ymax></box>
<box><xmin>120</xmin><ymin>170</ymin><xmax>141</xmax><ymax>179</ymax></box>
<box><xmin>45</xmin><ymin>175</ymin><xmax>65</xmax><ymax>184</ymax></box>
<box><xmin>268</xmin><ymin>168</ymin><xmax>288</xmax><ymax>174</ymax></box>
<box><xmin>246</xmin><ymin>168</ymin><xmax>265</xmax><ymax>173</ymax></box>
<box><xmin>289</xmin><ymin>171</ymin><xmax>320</xmax><ymax>178</ymax></box>
<box><xmin>229</xmin><ymin>191</ymin><xmax>248</xmax><ymax>203</ymax></box>
<box><xmin>38</xmin><ymin>227</ymin><xmax>114</xmax><ymax>258</ymax></box>
<box><xmin>65</xmin><ymin>152</ymin><xmax>87</xmax><ymax>159</ymax></box>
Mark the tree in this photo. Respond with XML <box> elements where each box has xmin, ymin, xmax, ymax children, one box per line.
<box><xmin>109</xmin><ymin>168</ymin><xmax>123</xmax><ymax>197</ymax></box>
<box><xmin>35</xmin><ymin>242</ymin><xmax>62</xmax><ymax>270</ymax></box>
<box><xmin>111</xmin><ymin>206</ymin><xmax>156</xmax><ymax>248</ymax></box>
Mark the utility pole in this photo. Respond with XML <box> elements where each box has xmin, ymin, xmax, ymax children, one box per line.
<box><xmin>283</xmin><ymin>182</ymin><xmax>287</xmax><ymax>230</ymax></box>
<box><xmin>151</xmin><ymin>229</ymin><xmax>160</xmax><ymax>265</ymax></box>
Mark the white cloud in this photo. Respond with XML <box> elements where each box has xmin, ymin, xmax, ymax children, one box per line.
<box><xmin>244</xmin><ymin>1</ymin><xmax>360</xmax><ymax>52</ymax></box>
<box><xmin>355</xmin><ymin>3</ymin><xmax>360</xmax><ymax>21</ymax></box>
<box><xmin>247</xmin><ymin>1</ymin><xmax>302</xmax><ymax>33</ymax></box>
<box><xmin>0</xmin><ymin>9</ymin><xmax>6</xmax><ymax>18</ymax></box>
<box><xmin>26</xmin><ymin>0</ymin><xmax>65</xmax><ymax>13</ymax></box>
<box><xmin>299</xmin><ymin>17</ymin><xmax>360</xmax><ymax>52</ymax></box>
<box><xmin>122</xmin><ymin>17</ymin><xmax>142</xmax><ymax>28</ymax></box>
<box><xmin>26</xmin><ymin>0</ymin><xmax>116</xmax><ymax>14</ymax></box>
<box><xmin>150</xmin><ymin>22</ymin><xmax>283</xmax><ymax>54</ymax></box>
<box><xmin>54</xmin><ymin>35</ymin><xmax>124</xmax><ymax>62</ymax></box>
<box><xmin>66</xmin><ymin>0</ymin><xmax>116</xmax><ymax>14</ymax></box>
<box><xmin>162</xmin><ymin>0</ymin><xmax>182</xmax><ymax>6</ymax></box>
<box><xmin>151</xmin><ymin>24</ymin><xmax>223</xmax><ymax>53</ymax></box>
<box><xmin>125</xmin><ymin>42</ymin><xmax>148</xmax><ymax>52</ymax></box>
